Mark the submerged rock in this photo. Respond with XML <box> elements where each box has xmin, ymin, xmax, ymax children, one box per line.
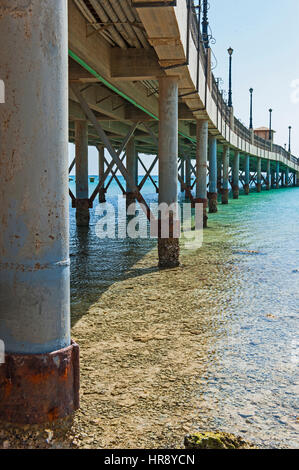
<box><xmin>184</xmin><ymin>431</ymin><xmax>254</xmax><ymax>449</ymax></box>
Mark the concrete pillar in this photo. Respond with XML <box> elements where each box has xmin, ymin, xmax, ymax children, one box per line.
<box><xmin>180</xmin><ymin>157</ymin><xmax>185</xmax><ymax>193</ymax></box>
<box><xmin>0</xmin><ymin>0</ymin><xmax>79</xmax><ymax>424</ymax></box>
<box><xmin>266</xmin><ymin>160</ymin><xmax>271</xmax><ymax>190</ymax></box>
<box><xmin>271</xmin><ymin>169</ymin><xmax>275</xmax><ymax>188</ymax></box>
<box><xmin>185</xmin><ymin>158</ymin><xmax>191</xmax><ymax>199</ymax></box>
<box><xmin>208</xmin><ymin>136</ymin><xmax>218</xmax><ymax>213</ymax></box>
<box><xmin>222</xmin><ymin>146</ymin><xmax>230</xmax><ymax>204</ymax></box>
<box><xmin>244</xmin><ymin>154</ymin><xmax>250</xmax><ymax>195</ymax></box>
<box><xmin>126</xmin><ymin>138</ymin><xmax>137</xmax><ymax>208</ymax></box>
<box><xmin>217</xmin><ymin>157</ymin><xmax>222</xmax><ymax>194</ymax></box>
<box><xmin>285</xmin><ymin>168</ymin><xmax>289</xmax><ymax>187</ymax></box>
<box><xmin>256</xmin><ymin>157</ymin><xmax>262</xmax><ymax>192</ymax></box>
<box><xmin>232</xmin><ymin>151</ymin><xmax>240</xmax><ymax>199</ymax></box>
<box><xmin>75</xmin><ymin>121</ymin><xmax>90</xmax><ymax>226</ymax></box>
<box><xmin>276</xmin><ymin>161</ymin><xmax>280</xmax><ymax>189</ymax></box>
<box><xmin>196</xmin><ymin>120</ymin><xmax>209</xmax><ymax>227</ymax></box>
<box><xmin>98</xmin><ymin>146</ymin><xmax>106</xmax><ymax>203</ymax></box>
<box><xmin>158</xmin><ymin>77</ymin><xmax>180</xmax><ymax>268</ymax></box>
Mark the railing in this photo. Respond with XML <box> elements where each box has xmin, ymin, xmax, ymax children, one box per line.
<box><xmin>186</xmin><ymin>0</ymin><xmax>299</xmax><ymax>167</ymax></box>
<box><xmin>254</xmin><ymin>134</ymin><xmax>271</xmax><ymax>151</ymax></box>
<box><xmin>234</xmin><ymin>117</ymin><xmax>252</xmax><ymax>144</ymax></box>
<box><xmin>189</xmin><ymin>3</ymin><xmax>206</xmax><ymax>71</ymax></box>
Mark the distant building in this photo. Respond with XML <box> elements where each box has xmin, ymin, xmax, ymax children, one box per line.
<box><xmin>254</xmin><ymin>127</ymin><xmax>276</xmax><ymax>142</ymax></box>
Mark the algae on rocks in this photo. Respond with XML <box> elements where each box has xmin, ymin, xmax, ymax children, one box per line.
<box><xmin>184</xmin><ymin>431</ymin><xmax>255</xmax><ymax>449</ymax></box>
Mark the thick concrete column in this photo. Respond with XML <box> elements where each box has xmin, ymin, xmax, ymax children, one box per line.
<box><xmin>208</xmin><ymin>136</ymin><xmax>218</xmax><ymax>213</ymax></box>
<box><xmin>196</xmin><ymin>120</ymin><xmax>209</xmax><ymax>227</ymax></box>
<box><xmin>222</xmin><ymin>146</ymin><xmax>230</xmax><ymax>204</ymax></box>
<box><xmin>256</xmin><ymin>157</ymin><xmax>262</xmax><ymax>192</ymax></box>
<box><xmin>98</xmin><ymin>146</ymin><xmax>106</xmax><ymax>203</ymax></box>
<box><xmin>75</xmin><ymin>120</ymin><xmax>90</xmax><ymax>226</ymax></box>
<box><xmin>126</xmin><ymin>138</ymin><xmax>137</xmax><ymax>208</ymax></box>
<box><xmin>185</xmin><ymin>158</ymin><xmax>191</xmax><ymax>199</ymax></box>
<box><xmin>276</xmin><ymin>161</ymin><xmax>280</xmax><ymax>189</ymax></box>
<box><xmin>158</xmin><ymin>77</ymin><xmax>180</xmax><ymax>268</ymax></box>
<box><xmin>244</xmin><ymin>154</ymin><xmax>250</xmax><ymax>195</ymax></box>
<box><xmin>285</xmin><ymin>168</ymin><xmax>289</xmax><ymax>187</ymax></box>
<box><xmin>266</xmin><ymin>160</ymin><xmax>271</xmax><ymax>190</ymax></box>
<box><xmin>232</xmin><ymin>151</ymin><xmax>240</xmax><ymax>199</ymax></box>
<box><xmin>0</xmin><ymin>0</ymin><xmax>79</xmax><ymax>424</ymax></box>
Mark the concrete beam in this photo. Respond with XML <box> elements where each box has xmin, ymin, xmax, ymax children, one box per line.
<box><xmin>111</xmin><ymin>48</ymin><xmax>164</xmax><ymax>80</ymax></box>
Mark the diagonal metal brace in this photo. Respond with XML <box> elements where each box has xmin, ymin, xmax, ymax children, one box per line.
<box><xmin>71</xmin><ymin>84</ymin><xmax>155</xmax><ymax>222</ymax></box>
<box><xmin>138</xmin><ymin>156</ymin><xmax>159</xmax><ymax>192</ymax></box>
<box><xmin>90</xmin><ymin>124</ymin><xmax>139</xmax><ymax>202</ymax></box>
<box><xmin>103</xmin><ymin>155</ymin><xmax>126</xmax><ymax>194</ymax></box>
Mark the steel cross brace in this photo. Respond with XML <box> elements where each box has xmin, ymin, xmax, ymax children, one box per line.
<box><xmin>105</xmin><ymin>153</ymin><xmax>127</xmax><ymax>192</ymax></box>
<box><xmin>69</xmin><ymin>158</ymin><xmax>76</xmax><ymax>174</ymax></box>
<box><xmin>71</xmin><ymin>84</ymin><xmax>154</xmax><ymax>222</ymax></box>
<box><xmin>138</xmin><ymin>156</ymin><xmax>159</xmax><ymax>192</ymax></box>
<box><xmin>103</xmin><ymin>155</ymin><xmax>126</xmax><ymax>194</ymax></box>
<box><xmin>89</xmin><ymin>124</ymin><xmax>139</xmax><ymax>203</ymax></box>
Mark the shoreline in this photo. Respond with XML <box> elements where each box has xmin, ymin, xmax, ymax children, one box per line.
<box><xmin>0</xmin><ymin>246</ymin><xmax>238</xmax><ymax>449</ymax></box>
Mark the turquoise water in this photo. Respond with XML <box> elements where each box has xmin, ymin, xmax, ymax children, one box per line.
<box><xmin>69</xmin><ymin>176</ymin><xmax>299</xmax><ymax>448</ymax></box>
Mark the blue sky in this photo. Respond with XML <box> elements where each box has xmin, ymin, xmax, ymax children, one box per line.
<box><xmin>70</xmin><ymin>0</ymin><xmax>299</xmax><ymax>174</ymax></box>
<box><xmin>209</xmin><ymin>0</ymin><xmax>299</xmax><ymax>153</ymax></box>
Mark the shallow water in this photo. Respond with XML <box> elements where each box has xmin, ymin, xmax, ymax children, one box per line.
<box><xmin>69</xmin><ymin>177</ymin><xmax>299</xmax><ymax>448</ymax></box>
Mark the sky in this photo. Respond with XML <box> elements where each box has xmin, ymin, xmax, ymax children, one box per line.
<box><xmin>70</xmin><ymin>0</ymin><xmax>299</xmax><ymax>175</ymax></box>
<box><xmin>209</xmin><ymin>0</ymin><xmax>299</xmax><ymax>153</ymax></box>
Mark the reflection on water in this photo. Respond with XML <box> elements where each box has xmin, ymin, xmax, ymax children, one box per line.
<box><xmin>70</xmin><ymin>177</ymin><xmax>299</xmax><ymax>448</ymax></box>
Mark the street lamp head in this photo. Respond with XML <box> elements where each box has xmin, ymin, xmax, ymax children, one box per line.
<box><xmin>228</xmin><ymin>47</ymin><xmax>233</xmax><ymax>56</ymax></box>
<box><xmin>289</xmin><ymin>125</ymin><xmax>292</xmax><ymax>130</ymax></box>
<box><xmin>249</xmin><ymin>88</ymin><xmax>253</xmax><ymax>94</ymax></box>
<box><xmin>269</xmin><ymin>108</ymin><xmax>273</xmax><ymax>113</ymax></box>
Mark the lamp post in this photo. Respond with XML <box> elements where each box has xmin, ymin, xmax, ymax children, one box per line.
<box><xmin>288</xmin><ymin>126</ymin><xmax>292</xmax><ymax>153</ymax></box>
<box><xmin>228</xmin><ymin>47</ymin><xmax>233</xmax><ymax>108</ymax></box>
<box><xmin>269</xmin><ymin>108</ymin><xmax>273</xmax><ymax>141</ymax></box>
<box><xmin>202</xmin><ymin>0</ymin><xmax>209</xmax><ymax>49</ymax></box>
<box><xmin>249</xmin><ymin>88</ymin><xmax>253</xmax><ymax>129</ymax></box>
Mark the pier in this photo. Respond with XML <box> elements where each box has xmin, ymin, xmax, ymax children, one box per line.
<box><xmin>0</xmin><ymin>0</ymin><xmax>298</xmax><ymax>428</ymax></box>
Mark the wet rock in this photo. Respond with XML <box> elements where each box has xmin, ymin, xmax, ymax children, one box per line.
<box><xmin>184</xmin><ymin>431</ymin><xmax>254</xmax><ymax>449</ymax></box>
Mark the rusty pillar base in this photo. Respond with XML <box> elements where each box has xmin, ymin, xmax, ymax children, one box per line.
<box><xmin>76</xmin><ymin>209</ymin><xmax>90</xmax><ymax>227</ymax></box>
<box><xmin>0</xmin><ymin>341</ymin><xmax>80</xmax><ymax>425</ymax></box>
<box><xmin>232</xmin><ymin>186</ymin><xmax>239</xmax><ymax>199</ymax></box>
<box><xmin>192</xmin><ymin>198</ymin><xmax>208</xmax><ymax>228</ymax></box>
<box><xmin>75</xmin><ymin>199</ymin><xmax>90</xmax><ymax>227</ymax></box>
<box><xmin>208</xmin><ymin>193</ymin><xmax>218</xmax><ymax>214</ymax></box>
<box><xmin>99</xmin><ymin>189</ymin><xmax>106</xmax><ymax>203</ymax></box>
<box><xmin>222</xmin><ymin>189</ymin><xmax>229</xmax><ymax>205</ymax></box>
<box><xmin>256</xmin><ymin>183</ymin><xmax>262</xmax><ymax>193</ymax></box>
<box><xmin>244</xmin><ymin>184</ymin><xmax>250</xmax><ymax>195</ymax></box>
<box><xmin>158</xmin><ymin>238</ymin><xmax>180</xmax><ymax>269</ymax></box>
